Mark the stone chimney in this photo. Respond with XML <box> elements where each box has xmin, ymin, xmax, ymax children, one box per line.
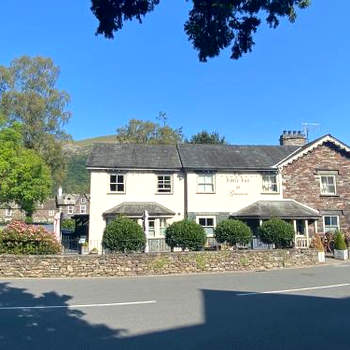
<box><xmin>279</xmin><ymin>130</ymin><xmax>306</xmax><ymax>146</ymax></box>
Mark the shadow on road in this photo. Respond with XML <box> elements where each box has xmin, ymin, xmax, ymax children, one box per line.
<box><xmin>0</xmin><ymin>282</ymin><xmax>349</xmax><ymax>349</ymax></box>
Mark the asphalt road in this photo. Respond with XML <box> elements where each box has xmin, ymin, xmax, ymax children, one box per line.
<box><xmin>1</xmin><ymin>263</ymin><xmax>350</xmax><ymax>349</ymax></box>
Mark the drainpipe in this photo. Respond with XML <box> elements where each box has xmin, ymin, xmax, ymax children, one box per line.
<box><xmin>184</xmin><ymin>170</ymin><xmax>188</xmax><ymax>219</ymax></box>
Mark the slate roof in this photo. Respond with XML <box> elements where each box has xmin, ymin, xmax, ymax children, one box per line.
<box><xmin>87</xmin><ymin>144</ymin><xmax>182</xmax><ymax>169</ymax></box>
<box><xmin>103</xmin><ymin>202</ymin><xmax>175</xmax><ymax>217</ymax></box>
<box><xmin>177</xmin><ymin>144</ymin><xmax>299</xmax><ymax>170</ymax></box>
<box><xmin>232</xmin><ymin>200</ymin><xmax>320</xmax><ymax>219</ymax></box>
<box><xmin>87</xmin><ymin>143</ymin><xmax>299</xmax><ymax>170</ymax></box>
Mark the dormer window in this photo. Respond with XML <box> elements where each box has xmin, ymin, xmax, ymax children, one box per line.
<box><xmin>110</xmin><ymin>174</ymin><xmax>125</xmax><ymax>193</ymax></box>
<box><xmin>262</xmin><ymin>174</ymin><xmax>278</xmax><ymax>193</ymax></box>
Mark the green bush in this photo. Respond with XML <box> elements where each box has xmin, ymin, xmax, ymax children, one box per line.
<box><xmin>0</xmin><ymin>221</ymin><xmax>61</xmax><ymax>255</ymax></box>
<box><xmin>61</xmin><ymin>218</ymin><xmax>75</xmax><ymax>231</ymax></box>
<box><xmin>165</xmin><ymin>220</ymin><xmax>206</xmax><ymax>251</ymax></box>
<box><xmin>258</xmin><ymin>218</ymin><xmax>294</xmax><ymax>249</ymax></box>
<box><xmin>215</xmin><ymin>219</ymin><xmax>252</xmax><ymax>247</ymax></box>
<box><xmin>103</xmin><ymin>217</ymin><xmax>146</xmax><ymax>252</ymax></box>
<box><xmin>334</xmin><ymin>231</ymin><xmax>347</xmax><ymax>250</ymax></box>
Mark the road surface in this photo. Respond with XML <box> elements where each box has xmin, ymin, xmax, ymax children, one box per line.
<box><xmin>0</xmin><ymin>263</ymin><xmax>350</xmax><ymax>349</ymax></box>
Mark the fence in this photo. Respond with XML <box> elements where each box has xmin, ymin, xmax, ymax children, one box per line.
<box><xmin>147</xmin><ymin>238</ymin><xmax>171</xmax><ymax>252</ymax></box>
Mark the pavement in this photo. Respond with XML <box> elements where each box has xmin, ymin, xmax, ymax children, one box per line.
<box><xmin>0</xmin><ymin>262</ymin><xmax>350</xmax><ymax>349</ymax></box>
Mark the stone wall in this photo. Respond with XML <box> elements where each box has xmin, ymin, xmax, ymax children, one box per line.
<box><xmin>282</xmin><ymin>142</ymin><xmax>350</xmax><ymax>232</ymax></box>
<box><xmin>0</xmin><ymin>249</ymin><xmax>318</xmax><ymax>278</ymax></box>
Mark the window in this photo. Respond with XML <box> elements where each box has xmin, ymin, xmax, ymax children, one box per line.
<box><xmin>110</xmin><ymin>174</ymin><xmax>125</xmax><ymax>192</ymax></box>
<box><xmin>148</xmin><ymin>218</ymin><xmax>155</xmax><ymax>237</ymax></box>
<box><xmin>160</xmin><ymin>218</ymin><xmax>167</xmax><ymax>235</ymax></box>
<box><xmin>80</xmin><ymin>205</ymin><xmax>87</xmax><ymax>214</ymax></box>
<box><xmin>262</xmin><ymin>174</ymin><xmax>278</xmax><ymax>193</ymax></box>
<box><xmin>49</xmin><ymin>210</ymin><xmax>55</xmax><ymax>217</ymax></box>
<box><xmin>5</xmin><ymin>209</ymin><xmax>12</xmax><ymax>217</ymax></box>
<box><xmin>197</xmin><ymin>174</ymin><xmax>215</xmax><ymax>193</ymax></box>
<box><xmin>197</xmin><ymin>217</ymin><xmax>215</xmax><ymax>235</ymax></box>
<box><xmin>157</xmin><ymin>175</ymin><xmax>172</xmax><ymax>193</ymax></box>
<box><xmin>320</xmin><ymin>175</ymin><xmax>336</xmax><ymax>195</ymax></box>
<box><xmin>324</xmin><ymin>216</ymin><xmax>339</xmax><ymax>232</ymax></box>
<box><xmin>81</xmin><ymin>197</ymin><xmax>86</xmax><ymax>204</ymax></box>
<box><xmin>68</xmin><ymin>206</ymin><xmax>74</xmax><ymax>215</ymax></box>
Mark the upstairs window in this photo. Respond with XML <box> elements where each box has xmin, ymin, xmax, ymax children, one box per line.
<box><xmin>197</xmin><ymin>174</ymin><xmax>215</xmax><ymax>193</ymax></box>
<box><xmin>81</xmin><ymin>197</ymin><xmax>87</xmax><ymax>204</ymax></box>
<box><xmin>324</xmin><ymin>216</ymin><xmax>339</xmax><ymax>232</ymax></box>
<box><xmin>110</xmin><ymin>174</ymin><xmax>125</xmax><ymax>193</ymax></box>
<box><xmin>320</xmin><ymin>175</ymin><xmax>336</xmax><ymax>195</ymax></box>
<box><xmin>5</xmin><ymin>209</ymin><xmax>12</xmax><ymax>217</ymax></box>
<box><xmin>49</xmin><ymin>210</ymin><xmax>55</xmax><ymax>217</ymax></box>
<box><xmin>68</xmin><ymin>206</ymin><xmax>74</xmax><ymax>215</ymax></box>
<box><xmin>262</xmin><ymin>174</ymin><xmax>278</xmax><ymax>193</ymax></box>
<box><xmin>157</xmin><ymin>175</ymin><xmax>172</xmax><ymax>193</ymax></box>
<box><xmin>80</xmin><ymin>205</ymin><xmax>87</xmax><ymax>214</ymax></box>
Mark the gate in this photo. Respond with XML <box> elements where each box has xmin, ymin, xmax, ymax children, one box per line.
<box><xmin>62</xmin><ymin>236</ymin><xmax>79</xmax><ymax>253</ymax></box>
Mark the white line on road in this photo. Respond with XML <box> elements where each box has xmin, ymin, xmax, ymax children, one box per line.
<box><xmin>0</xmin><ymin>300</ymin><xmax>157</xmax><ymax>311</ymax></box>
<box><xmin>237</xmin><ymin>283</ymin><xmax>350</xmax><ymax>296</ymax></box>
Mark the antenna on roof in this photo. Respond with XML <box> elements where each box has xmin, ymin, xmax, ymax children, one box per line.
<box><xmin>302</xmin><ymin>122</ymin><xmax>320</xmax><ymax>142</ymax></box>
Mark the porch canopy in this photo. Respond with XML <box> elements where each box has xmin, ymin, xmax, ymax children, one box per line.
<box><xmin>103</xmin><ymin>202</ymin><xmax>175</xmax><ymax>218</ymax></box>
<box><xmin>232</xmin><ymin>200</ymin><xmax>320</xmax><ymax>220</ymax></box>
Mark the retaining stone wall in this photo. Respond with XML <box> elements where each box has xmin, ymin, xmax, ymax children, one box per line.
<box><xmin>0</xmin><ymin>249</ymin><xmax>318</xmax><ymax>278</ymax></box>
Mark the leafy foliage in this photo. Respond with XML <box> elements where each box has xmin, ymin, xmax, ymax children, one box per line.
<box><xmin>189</xmin><ymin>130</ymin><xmax>226</xmax><ymax>144</ymax></box>
<box><xmin>61</xmin><ymin>219</ymin><xmax>75</xmax><ymax>232</ymax></box>
<box><xmin>0</xmin><ymin>124</ymin><xmax>52</xmax><ymax>219</ymax></box>
<box><xmin>116</xmin><ymin>118</ymin><xmax>183</xmax><ymax>144</ymax></box>
<box><xmin>215</xmin><ymin>219</ymin><xmax>252</xmax><ymax>246</ymax></box>
<box><xmin>310</xmin><ymin>234</ymin><xmax>324</xmax><ymax>252</ymax></box>
<box><xmin>91</xmin><ymin>0</ymin><xmax>310</xmax><ymax>61</ymax></box>
<box><xmin>165</xmin><ymin>219</ymin><xmax>206</xmax><ymax>251</ymax></box>
<box><xmin>62</xmin><ymin>154</ymin><xmax>90</xmax><ymax>194</ymax></box>
<box><xmin>258</xmin><ymin>218</ymin><xmax>294</xmax><ymax>248</ymax></box>
<box><xmin>334</xmin><ymin>231</ymin><xmax>347</xmax><ymax>251</ymax></box>
<box><xmin>103</xmin><ymin>217</ymin><xmax>146</xmax><ymax>252</ymax></box>
<box><xmin>0</xmin><ymin>221</ymin><xmax>61</xmax><ymax>255</ymax></box>
<box><xmin>0</xmin><ymin>56</ymin><xmax>71</xmax><ymax>187</ymax></box>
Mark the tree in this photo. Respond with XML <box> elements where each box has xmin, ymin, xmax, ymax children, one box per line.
<box><xmin>0</xmin><ymin>56</ymin><xmax>71</xmax><ymax>187</ymax></box>
<box><xmin>0</xmin><ymin>124</ymin><xmax>52</xmax><ymax>220</ymax></box>
<box><xmin>258</xmin><ymin>218</ymin><xmax>295</xmax><ymax>248</ymax></box>
<box><xmin>165</xmin><ymin>219</ymin><xmax>206</xmax><ymax>251</ymax></box>
<box><xmin>215</xmin><ymin>219</ymin><xmax>252</xmax><ymax>247</ymax></box>
<box><xmin>189</xmin><ymin>130</ymin><xmax>226</xmax><ymax>144</ymax></box>
<box><xmin>62</xmin><ymin>154</ymin><xmax>90</xmax><ymax>194</ymax></box>
<box><xmin>91</xmin><ymin>0</ymin><xmax>310</xmax><ymax>61</ymax></box>
<box><xmin>116</xmin><ymin>118</ymin><xmax>183</xmax><ymax>144</ymax></box>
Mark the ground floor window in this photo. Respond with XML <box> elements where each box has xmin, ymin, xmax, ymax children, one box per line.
<box><xmin>323</xmin><ymin>216</ymin><xmax>339</xmax><ymax>232</ymax></box>
<box><xmin>196</xmin><ymin>217</ymin><xmax>216</xmax><ymax>235</ymax></box>
<box><xmin>160</xmin><ymin>218</ymin><xmax>167</xmax><ymax>235</ymax></box>
<box><xmin>148</xmin><ymin>218</ymin><xmax>155</xmax><ymax>237</ymax></box>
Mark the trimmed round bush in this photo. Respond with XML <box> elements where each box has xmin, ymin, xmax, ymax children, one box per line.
<box><xmin>215</xmin><ymin>219</ymin><xmax>252</xmax><ymax>247</ymax></box>
<box><xmin>61</xmin><ymin>219</ymin><xmax>75</xmax><ymax>231</ymax></box>
<box><xmin>258</xmin><ymin>218</ymin><xmax>294</xmax><ymax>248</ymax></box>
<box><xmin>0</xmin><ymin>221</ymin><xmax>61</xmax><ymax>255</ymax></box>
<box><xmin>165</xmin><ymin>220</ymin><xmax>206</xmax><ymax>251</ymax></box>
<box><xmin>103</xmin><ymin>217</ymin><xmax>146</xmax><ymax>252</ymax></box>
<box><xmin>334</xmin><ymin>231</ymin><xmax>347</xmax><ymax>250</ymax></box>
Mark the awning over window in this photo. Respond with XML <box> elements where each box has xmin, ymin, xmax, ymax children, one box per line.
<box><xmin>103</xmin><ymin>202</ymin><xmax>175</xmax><ymax>218</ymax></box>
<box><xmin>232</xmin><ymin>200</ymin><xmax>320</xmax><ymax>220</ymax></box>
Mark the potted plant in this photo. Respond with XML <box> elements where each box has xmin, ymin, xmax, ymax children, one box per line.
<box><xmin>334</xmin><ymin>231</ymin><xmax>348</xmax><ymax>260</ymax></box>
<box><xmin>80</xmin><ymin>241</ymin><xmax>89</xmax><ymax>255</ymax></box>
<box><xmin>311</xmin><ymin>234</ymin><xmax>325</xmax><ymax>263</ymax></box>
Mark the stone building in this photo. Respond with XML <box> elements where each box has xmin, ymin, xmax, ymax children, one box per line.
<box><xmin>56</xmin><ymin>189</ymin><xmax>90</xmax><ymax>218</ymax></box>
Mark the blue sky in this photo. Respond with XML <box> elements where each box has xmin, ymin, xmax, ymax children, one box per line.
<box><xmin>0</xmin><ymin>1</ymin><xmax>349</xmax><ymax>144</ymax></box>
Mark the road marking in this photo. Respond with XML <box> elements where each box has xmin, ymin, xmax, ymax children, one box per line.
<box><xmin>237</xmin><ymin>283</ymin><xmax>350</xmax><ymax>296</ymax></box>
<box><xmin>0</xmin><ymin>300</ymin><xmax>157</xmax><ymax>311</ymax></box>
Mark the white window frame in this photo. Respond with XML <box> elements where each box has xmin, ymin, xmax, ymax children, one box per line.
<box><xmin>262</xmin><ymin>174</ymin><xmax>279</xmax><ymax>193</ymax></box>
<box><xmin>148</xmin><ymin>218</ymin><xmax>156</xmax><ymax>237</ymax></box>
<box><xmin>323</xmin><ymin>215</ymin><xmax>340</xmax><ymax>233</ymax></box>
<box><xmin>320</xmin><ymin>175</ymin><xmax>337</xmax><ymax>195</ymax></box>
<box><xmin>109</xmin><ymin>174</ymin><xmax>125</xmax><ymax>193</ymax></box>
<box><xmin>196</xmin><ymin>216</ymin><xmax>216</xmax><ymax>236</ymax></box>
<box><xmin>80</xmin><ymin>197</ymin><xmax>87</xmax><ymax>204</ymax></box>
<box><xmin>157</xmin><ymin>174</ymin><xmax>172</xmax><ymax>194</ymax></box>
<box><xmin>68</xmin><ymin>206</ymin><xmax>74</xmax><ymax>215</ymax></box>
<box><xmin>5</xmin><ymin>208</ymin><xmax>12</xmax><ymax>217</ymax></box>
<box><xmin>197</xmin><ymin>174</ymin><xmax>215</xmax><ymax>193</ymax></box>
<box><xmin>49</xmin><ymin>210</ymin><xmax>55</xmax><ymax>217</ymax></box>
<box><xmin>159</xmin><ymin>218</ymin><xmax>168</xmax><ymax>235</ymax></box>
<box><xmin>80</xmin><ymin>205</ymin><xmax>87</xmax><ymax>214</ymax></box>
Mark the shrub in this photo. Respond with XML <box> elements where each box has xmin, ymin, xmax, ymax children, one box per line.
<box><xmin>334</xmin><ymin>231</ymin><xmax>347</xmax><ymax>250</ymax></box>
<box><xmin>310</xmin><ymin>234</ymin><xmax>324</xmax><ymax>252</ymax></box>
<box><xmin>103</xmin><ymin>217</ymin><xmax>146</xmax><ymax>252</ymax></box>
<box><xmin>61</xmin><ymin>219</ymin><xmax>75</xmax><ymax>231</ymax></box>
<box><xmin>258</xmin><ymin>218</ymin><xmax>294</xmax><ymax>249</ymax></box>
<box><xmin>0</xmin><ymin>221</ymin><xmax>61</xmax><ymax>255</ymax></box>
<box><xmin>215</xmin><ymin>219</ymin><xmax>252</xmax><ymax>247</ymax></box>
<box><xmin>165</xmin><ymin>220</ymin><xmax>206</xmax><ymax>251</ymax></box>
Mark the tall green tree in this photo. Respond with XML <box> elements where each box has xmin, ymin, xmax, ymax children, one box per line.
<box><xmin>91</xmin><ymin>0</ymin><xmax>310</xmax><ymax>61</ymax></box>
<box><xmin>0</xmin><ymin>56</ymin><xmax>71</xmax><ymax>188</ymax></box>
<box><xmin>0</xmin><ymin>124</ymin><xmax>52</xmax><ymax>220</ymax></box>
<box><xmin>189</xmin><ymin>130</ymin><xmax>226</xmax><ymax>144</ymax></box>
<box><xmin>116</xmin><ymin>118</ymin><xmax>183</xmax><ymax>144</ymax></box>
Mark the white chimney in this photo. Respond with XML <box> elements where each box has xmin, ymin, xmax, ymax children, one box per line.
<box><xmin>58</xmin><ymin>186</ymin><xmax>63</xmax><ymax>197</ymax></box>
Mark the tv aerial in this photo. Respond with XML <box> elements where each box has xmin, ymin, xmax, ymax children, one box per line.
<box><xmin>302</xmin><ymin>123</ymin><xmax>320</xmax><ymax>142</ymax></box>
